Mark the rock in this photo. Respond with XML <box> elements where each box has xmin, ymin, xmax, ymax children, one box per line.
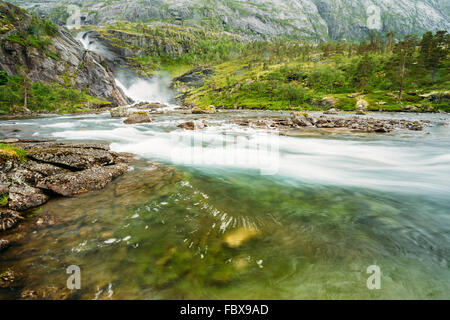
<box><xmin>110</xmin><ymin>106</ymin><xmax>130</xmax><ymax>118</ymax></box>
<box><xmin>177</xmin><ymin>120</ymin><xmax>207</xmax><ymax>130</ymax></box>
<box><xmin>356</xmin><ymin>109</ymin><xmax>366</xmax><ymax>115</ymax></box>
<box><xmin>8</xmin><ymin>185</ymin><xmax>49</xmax><ymax>211</ymax></box>
<box><xmin>27</xmin><ymin>147</ymin><xmax>115</xmax><ymax>170</ymax></box>
<box><xmin>191</xmin><ymin>105</ymin><xmax>217</xmax><ymax>114</ymax></box>
<box><xmin>172</xmin><ymin>66</ymin><xmax>215</xmax><ymax>88</ymax></box>
<box><xmin>36</xmin><ymin>164</ymin><xmax>128</xmax><ymax>197</ymax></box>
<box><xmin>0</xmin><ymin>239</ymin><xmax>10</xmax><ymax>252</ymax></box>
<box><xmin>123</xmin><ymin>112</ymin><xmax>152</xmax><ymax>124</ymax></box>
<box><xmin>0</xmin><ymin>208</ymin><xmax>23</xmax><ymax>231</ymax></box>
<box><xmin>324</xmin><ymin>108</ymin><xmax>339</xmax><ymax>115</ymax></box>
<box><xmin>290</xmin><ymin>113</ymin><xmax>313</xmax><ymax>127</ymax></box>
<box><xmin>420</xmin><ymin>91</ymin><xmax>450</xmax><ymax>101</ymax></box>
<box><xmin>236</xmin><ymin>115</ymin><xmax>427</xmax><ymax>133</ymax></box>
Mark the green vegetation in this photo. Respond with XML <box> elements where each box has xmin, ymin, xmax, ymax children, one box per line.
<box><xmin>0</xmin><ymin>143</ymin><xmax>27</xmax><ymax>162</ymax></box>
<box><xmin>171</xmin><ymin>31</ymin><xmax>449</xmax><ymax>112</ymax></box>
<box><xmin>0</xmin><ymin>70</ymin><xmax>112</xmax><ymax>115</ymax></box>
<box><xmin>94</xmin><ymin>21</ymin><xmax>448</xmax><ymax>112</ymax></box>
<box><xmin>0</xmin><ymin>4</ymin><xmax>59</xmax><ymax>59</ymax></box>
<box><xmin>0</xmin><ymin>194</ymin><xmax>8</xmax><ymax>207</ymax></box>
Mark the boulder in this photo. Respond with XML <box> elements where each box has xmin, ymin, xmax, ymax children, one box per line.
<box><xmin>36</xmin><ymin>164</ymin><xmax>129</xmax><ymax>197</ymax></box>
<box><xmin>123</xmin><ymin>112</ymin><xmax>152</xmax><ymax>124</ymax></box>
<box><xmin>110</xmin><ymin>106</ymin><xmax>129</xmax><ymax>118</ymax></box>
<box><xmin>0</xmin><ymin>239</ymin><xmax>10</xmax><ymax>252</ymax></box>
<box><xmin>177</xmin><ymin>120</ymin><xmax>207</xmax><ymax>130</ymax></box>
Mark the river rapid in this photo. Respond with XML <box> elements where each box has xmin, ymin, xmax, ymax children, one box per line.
<box><xmin>0</xmin><ymin>111</ymin><xmax>449</xmax><ymax>299</ymax></box>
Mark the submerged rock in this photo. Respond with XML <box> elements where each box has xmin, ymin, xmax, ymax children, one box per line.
<box><xmin>123</xmin><ymin>112</ymin><xmax>152</xmax><ymax>124</ymax></box>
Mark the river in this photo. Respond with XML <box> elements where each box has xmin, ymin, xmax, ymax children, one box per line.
<box><xmin>0</xmin><ymin>111</ymin><xmax>449</xmax><ymax>299</ymax></box>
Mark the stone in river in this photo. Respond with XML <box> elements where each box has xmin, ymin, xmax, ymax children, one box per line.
<box><xmin>123</xmin><ymin>112</ymin><xmax>152</xmax><ymax>124</ymax></box>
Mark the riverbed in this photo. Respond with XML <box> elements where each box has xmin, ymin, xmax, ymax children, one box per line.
<box><xmin>1</xmin><ymin>111</ymin><xmax>449</xmax><ymax>299</ymax></box>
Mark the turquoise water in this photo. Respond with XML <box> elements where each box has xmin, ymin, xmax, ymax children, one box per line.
<box><xmin>0</xmin><ymin>111</ymin><xmax>449</xmax><ymax>299</ymax></box>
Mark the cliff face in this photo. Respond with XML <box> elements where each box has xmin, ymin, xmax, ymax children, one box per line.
<box><xmin>0</xmin><ymin>1</ymin><xmax>129</xmax><ymax>106</ymax></box>
<box><xmin>8</xmin><ymin>0</ymin><xmax>450</xmax><ymax>40</ymax></box>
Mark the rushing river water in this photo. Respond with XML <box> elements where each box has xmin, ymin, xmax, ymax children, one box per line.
<box><xmin>1</xmin><ymin>111</ymin><xmax>450</xmax><ymax>299</ymax></box>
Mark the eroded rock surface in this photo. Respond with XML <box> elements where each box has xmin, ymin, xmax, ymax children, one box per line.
<box><xmin>0</xmin><ymin>140</ymin><xmax>135</xmax><ymax>213</ymax></box>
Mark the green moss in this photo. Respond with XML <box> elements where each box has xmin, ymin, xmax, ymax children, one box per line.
<box><xmin>0</xmin><ymin>194</ymin><xmax>8</xmax><ymax>207</ymax></box>
<box><xmin>0</xmin><ymin>143</ymin><xmax>27</xmax><ymax>162</ymax></box>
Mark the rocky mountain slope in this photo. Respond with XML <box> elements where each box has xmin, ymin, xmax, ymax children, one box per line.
<box><xmin>8</xmin><ymin>0</ymin><xmax>450</xmax><ymax>40</ymax></box>
<box><xmin>0</xmin><ymin>1</ymin><xmax>129</xmax><ymax>106</ymax></box>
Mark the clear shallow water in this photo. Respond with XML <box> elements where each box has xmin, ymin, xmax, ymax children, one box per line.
<box><xmin>1</xmin><ymin>111</ymin><xmax>450</xmax><ymax>299</ymax></box>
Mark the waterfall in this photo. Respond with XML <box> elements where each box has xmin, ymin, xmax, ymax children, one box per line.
<box><xmin>76</xmin><ymin>31</ymin><xmax>175</xmax><ymax>106</ymax></box>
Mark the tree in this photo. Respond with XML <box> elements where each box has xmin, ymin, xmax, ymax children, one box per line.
<box><xmin>353</xmin><ymin>54</ymin><xmax>376</xmax><ymax>90</ymax></box>
<box><xmin>390</xmin><ymin>35</ymin><xmax>418</xmax><ymax>103</ymax></box>
<box><xmin>385</xmin><ymin>31</ymin><xmax>396</xmax><ymax>53</ymax></box>
<box><xmin>18</xmin><ymin>68</ymin><xmax>32</xmax><ymax>109</ymax></box>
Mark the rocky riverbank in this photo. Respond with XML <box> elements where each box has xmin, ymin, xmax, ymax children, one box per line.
<box><xmin>0</xmin><ymin>139</ymin><xmax>135</xmax><ymax>252</ymax></box>
<box><xmin>235</xmin><ymin>113</ymin><xmax>429</xmax><ymax>133</ymax></box>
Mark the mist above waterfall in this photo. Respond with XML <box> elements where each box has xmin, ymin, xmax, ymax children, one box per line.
<box><xmin>76</xmin><ymin>31</ymin><xmax>176</xmax><ymax>105</ymax></box>
<box><xmin>115</xmin><ymin>73</ymin><xmax>174</xmax><ymax>104</ymax></box>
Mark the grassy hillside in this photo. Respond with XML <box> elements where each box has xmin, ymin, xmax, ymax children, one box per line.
<box><xmin>167</xmin><ymin>32</ymin><xmax>450</xmax><ymax>112</ymax></box>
